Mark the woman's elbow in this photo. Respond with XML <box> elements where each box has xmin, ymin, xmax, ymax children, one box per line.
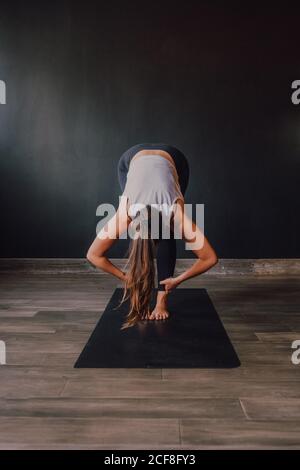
<box><xmin>86</xmin><ymin>250</ymin><xmax>96</xmax><ymax>265</ymax></box>
<box><xmin>86</xmin><ymin>250</ymin><xmax>106</xmax><ymax>270</ymax></box>
<box><xmin>210</xmin><ymin>252</ymin><xmax>218</xmax><ymax>268</ymax></box>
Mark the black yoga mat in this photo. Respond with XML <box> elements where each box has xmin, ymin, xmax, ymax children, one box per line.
<box><xmin>74</xmin><ymin>288</ymin><xmax>240</xmax><ymax>368</ymax></box>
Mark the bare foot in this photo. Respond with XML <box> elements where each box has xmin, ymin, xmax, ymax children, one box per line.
<box><xmin>149</xmin><ymin>291</ymin><xmax>170</xmax><ymax>320</ymax></box>
<box><xmin>149</xmin><ymin>305</ymin><xmax>170</xmax><ymax>320</ymax></box>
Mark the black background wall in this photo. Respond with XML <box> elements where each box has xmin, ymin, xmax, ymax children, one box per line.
<box><xmin>0</xmin><ymin>1</ymin><xmax>299</xmax><ymax>258</ymax></box>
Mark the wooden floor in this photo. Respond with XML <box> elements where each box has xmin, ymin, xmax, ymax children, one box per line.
<box><xmin>0</xmin><ymin>261</ymin><xmax>300</xmax><ymax>449</ymax></box>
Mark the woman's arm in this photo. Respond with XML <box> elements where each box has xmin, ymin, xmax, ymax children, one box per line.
<box><xmin>160</xmin><ymin>200</ymin><xmax>218</xmax><ymax>291</ymax></box>
<box><xmin>86</xmin><ymin>204</ymin><xmax>131</xmax><ymax>281</ymax></box>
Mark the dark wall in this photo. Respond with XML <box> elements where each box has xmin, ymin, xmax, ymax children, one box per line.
<box><xmin>0</xmin><ymin>1</ymin><xmax>299</xmax><ymax>258</ymax></box>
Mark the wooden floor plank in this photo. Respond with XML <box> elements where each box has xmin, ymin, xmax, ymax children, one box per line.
<box><xmin>0</xmin><ymin>417</ymin><xmax>180</xmax><ymax>446</ymax></box>
<box><xmin>0</xmin><ymin>377</ymin><xmax>67</xmax><ymax>398</ymax></box>
<box><xmin>241</xmin><ymin>398</ymin><xmax>300</xmax><ymax>421</ymax></box>
<box><xmin>61</xmin><ymin>378</ymin><xmax>300</xmax><ymax>399</ymax></box>
<box><xmin>255</xmin><ymin>332</ymin><xmax>300</xmax><ymax>343</ymax></box>
<box><xmin>0</xmin><ymin>397</ymin><xmax>244</xmax><ymax>419</ymax></box>
<box><xmin>180</xmin><ymin>419</ymin><xmax>300</xmax><ymax>448</ymax></box>
<box><xmin>163</xmin><ymin>366</ymin><xmax>300</xmax><ymax>381</ymax></box>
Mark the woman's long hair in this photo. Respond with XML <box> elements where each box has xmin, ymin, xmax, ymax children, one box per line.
<box><xmin>120</xmin><ymin>205</ymin><xmax>156</xmax><ymax>329</ymax></box>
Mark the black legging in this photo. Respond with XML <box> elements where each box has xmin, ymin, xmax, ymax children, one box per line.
<box><xmin>118</xmin><ymin>142</ymin><xmax>189</xmax><ymax>291</ymax></box>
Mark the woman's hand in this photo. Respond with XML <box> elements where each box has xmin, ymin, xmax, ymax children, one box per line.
<box><xmin>159</xmin><ymin>276</ymin><xmax>181</xmax><ymax>293</ymax></box>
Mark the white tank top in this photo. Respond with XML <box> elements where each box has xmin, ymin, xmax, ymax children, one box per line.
<box><xmin>123</xmin><ymin>154</ymin><xmax>184</xmax><ymax>218</ymax></box>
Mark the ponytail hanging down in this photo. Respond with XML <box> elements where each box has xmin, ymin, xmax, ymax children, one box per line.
<box><xmin>120</xmin><ymin>205</ymin><xmax>156</xmax><ymax>329</ymax></box>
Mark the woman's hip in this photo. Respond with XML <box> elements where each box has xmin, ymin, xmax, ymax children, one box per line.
<box><xmin>118</xmin><ymin>142</ymin><xmax>189</xmax><ymax>194</ymax></box>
